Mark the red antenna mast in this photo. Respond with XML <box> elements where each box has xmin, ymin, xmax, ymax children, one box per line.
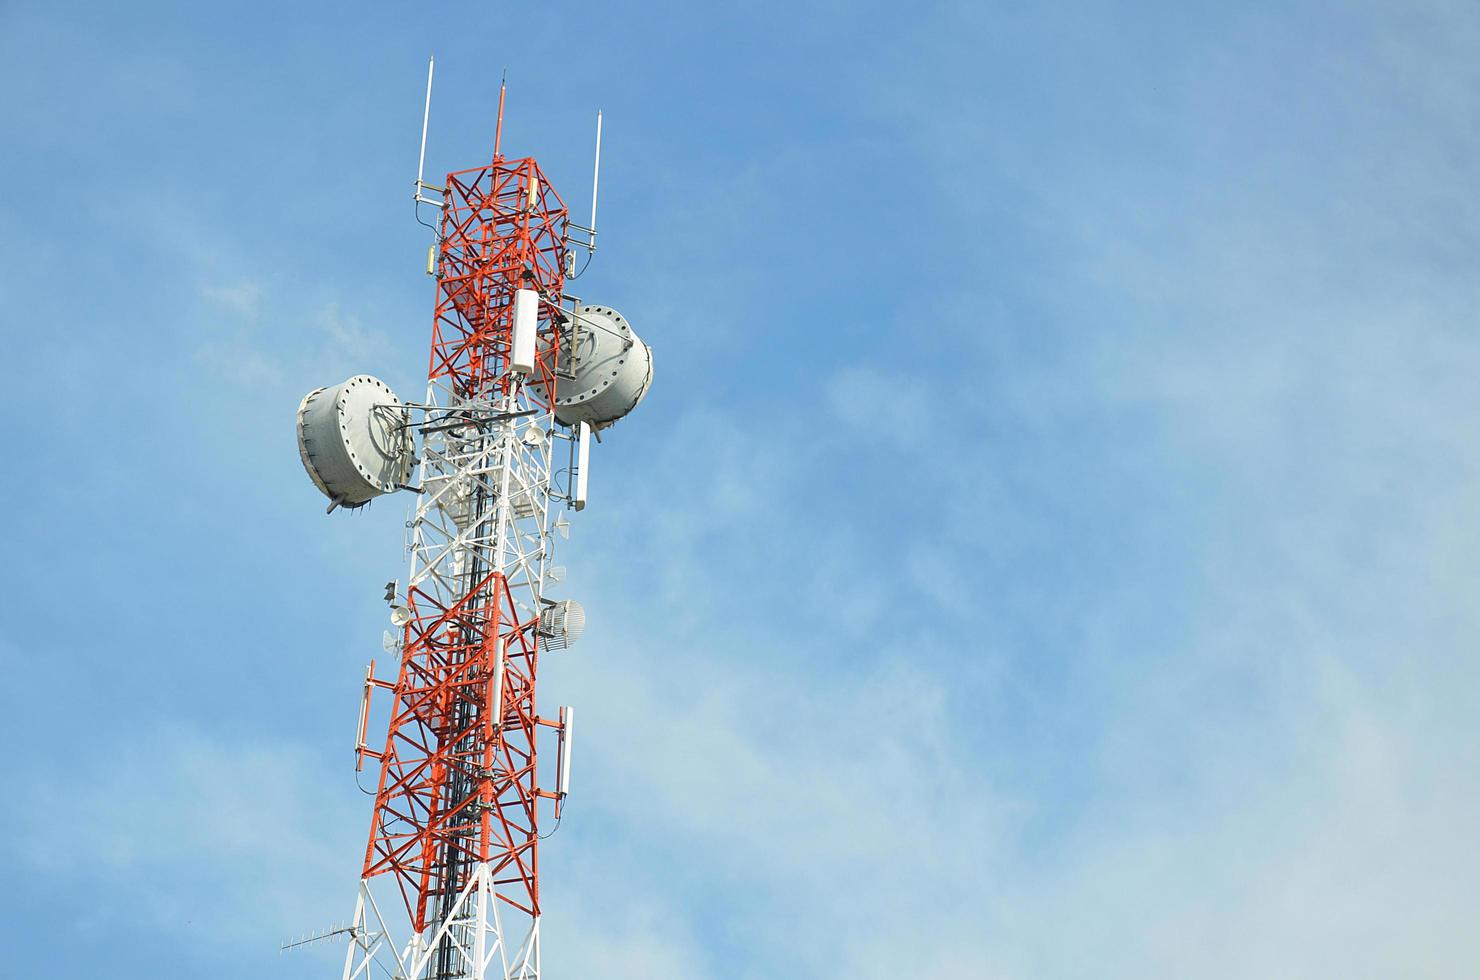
<box><xmin>494</xmin><ymin>69</ymin><xmax>507</xmax><ymax>160</ymax></box>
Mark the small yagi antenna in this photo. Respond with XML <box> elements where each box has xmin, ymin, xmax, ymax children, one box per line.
<box><xmin>281</xmin><ymin>922</ymin><xmax>354</xmax><ymax>952</ymax></box>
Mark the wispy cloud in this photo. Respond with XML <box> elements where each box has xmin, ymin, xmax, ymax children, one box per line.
<box><xmin>7</xmin><ymin>724</ymin><xmax>360</xmax><ymax>962</ymax></box>
<box><xmin>535</xmin><ymin>6</ymin><xmax>1480</xmax><ymax>977</ymax></box>
<box><xmin>201</xmin><ymin>280</ymin><xmax>265</xmax><ymax>320</ymax></box>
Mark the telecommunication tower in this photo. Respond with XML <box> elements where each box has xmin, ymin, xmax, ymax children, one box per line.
<box><xmin>291</xmin><ymin>59</ymin><xmax>652</xmax><ymax>980</ymax></box>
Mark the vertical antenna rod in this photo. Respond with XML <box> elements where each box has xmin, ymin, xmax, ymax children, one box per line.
<box><xmin>416</xmin><ymin>56</ymin><xmax>435</xmax><ymax>192</ymax></box>
<box><xmin>494</xmin><ymin>68</ymin><xmax>507</xmax><ymax>160</ymax></box>
<box><xmin>589</xmin><ymin>110</ymin><xmax>603</xmax><ymax>237</ymax></box>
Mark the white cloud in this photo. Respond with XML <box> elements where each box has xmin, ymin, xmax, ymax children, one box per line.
<box><xmin>201</xmin><ymin>280</ymin><xmax>265</xmax><ymax>320</ymax></box>
<box><xmin>6</xmin><ymin>724</ymin><xmax>361</xmax><ymax>964</ymax></box>
<box><xmin>313</xmin><ymin>301</ymin><xmax>399</xmax><ymax>370</ymax></box>
<box><xmin>825</xmin><ymin>364</ymin><xmax>935</xmax><ymax>452</ymax></box>
<box><xmin>534</xmin><ymin>7</ymin><xmax>1480</xmax><ymax>977</ymax></box>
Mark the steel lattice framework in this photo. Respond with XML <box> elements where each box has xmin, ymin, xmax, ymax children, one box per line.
<box><xmin>343</xmin><ymin>151</ymin><xmax>572</xmax><ymax>980</ymax></box>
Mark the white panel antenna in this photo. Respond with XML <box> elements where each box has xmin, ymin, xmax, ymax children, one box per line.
<box><xmin>491</xmin><ymin>638</ymin><xmax>506</xmax><ymax>732</ymax></box>
<box><xmin>512</xmin><ymin>288</ymin><xmax>538</xmax><ymax>374</ymax></box>
<box><xmin>556</xmin><ymin>705</ymin><xmax>574</xmax><ymax>798</ymax></box>
<box><xmin>574</xmin><ymin>421</ymin><xmax>590</xmax><ymax>511</ymax></box>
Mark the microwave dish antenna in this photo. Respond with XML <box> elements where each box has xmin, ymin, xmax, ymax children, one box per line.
<box><xmin>538</xmin><ymin>598</ymin><xmax>586</xmax><ymax>651</ymax></box>
<box><xmin>555</xmin><ymin>305</ymin><xmax>653</xmax><ymax>430</ymax></box>
<box><xmin>296</xmin><ymin>375</ymin><xmax>413</xmax><ymax>512</ymax></box>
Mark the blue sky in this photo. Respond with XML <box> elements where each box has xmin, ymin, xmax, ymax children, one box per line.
<box><xmin>3</xmin><ymin>1</ymin><xmax>1479</xmax><ymax>976</ymax></box>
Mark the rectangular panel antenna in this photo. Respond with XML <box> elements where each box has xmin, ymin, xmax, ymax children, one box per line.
<box><xmin>574</xmin><ymin>421</ymin><xmax>590</xmax><ymax>510</ymax></box>
<box><xmin>512</xmin><ymin>288</ymin><xmax>538</xmax><ymax>374</ymax></box>
<box><xmin>490</xmin><ymin>638</ymin><xmax>506</xmax><ymax>734</ymax></box>
<box><xmin>556</xmin><ymin>705</ymin><xmax>574</xmax><ymax>797</ymax></box>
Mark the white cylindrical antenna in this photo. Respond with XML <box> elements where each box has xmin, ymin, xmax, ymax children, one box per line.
<box><xmin>491</xmin><ymin>638</ymin><xmax>506</xmax><ymax>731</ymax></box>
<box><xmin>573</xmin><ymin>421</ymin><xmax>590</xmax><ymax>511</ymax></box>
<box><xmin>416</xmin><ymin>56</ymin><xmax>435</xmax><ymax>191</ymax></box>
<box><xmin>589</xmin><ymin>110</ymin><xmax>603</xmax><ymax>236</ymax></box>
<box><xmin>556</xmin><ymin>705</ymin><xmax>574</xmax><ymax>797</ymax></box>
<box><xmin>354</xmin><ymin>662</ymin><xmax>374</xmax><ymax>771</ymax></box>
<box><xmin>512</xmin><ymin>288</ymin><xmax>538</xmax><ymax>374</ymax></box>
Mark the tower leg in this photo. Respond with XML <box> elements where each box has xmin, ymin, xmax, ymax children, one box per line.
<box><xmin>341</xmin><ymin>890</ymin><xmax>365</xmax><ymax>980</ymax></box>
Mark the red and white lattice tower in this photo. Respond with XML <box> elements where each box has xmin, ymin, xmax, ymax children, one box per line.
<box><xmin>296</xmin><ymin>64</ymin><xmax>651</xmax><ymax>980</ymax></box>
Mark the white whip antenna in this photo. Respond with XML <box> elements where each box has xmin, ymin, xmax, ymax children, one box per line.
<box><xmin>417</xmin><ymin>56</ymin><xmax>434</xmax><ymax>191</ymax></box>
<box><xmin>589</xmin><ymin>110</ymin><xmax>603</xmax><ymax>238</ymax></box>
<box><xmin>414</xmin><ymin>57</ymin><xmax>444</xmax><ymax>210</ymax></box>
